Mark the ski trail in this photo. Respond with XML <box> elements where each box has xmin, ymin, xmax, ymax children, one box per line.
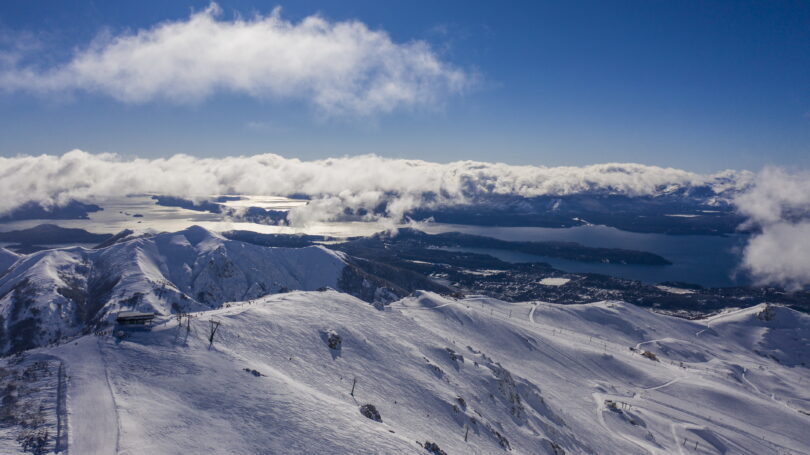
<box><xmin>644</xmin><ymin>394</ymin><xmax>800</xmax><ymax>453</ymax></box>
<box><xmin>98</xmin><ymin>337</ymin><xmax>123</xmax><ymax>454</ymax></box>
<box><xmin>592</xmin><ymin>392</ymin><xmax>659</xmax><ymax>455</ymax></box>
<box><xmin>670</xmin><ymin>423</ymin><xmax>686</xmax><ymax>455</ymax></box>
<box><xmin>695</xmin><ymin>320</ymin><xmax>714</xmax><ymax>337</ymax></box>
<box><xmin>645</xmin><ymin>376</ymin><xmax>682</xmax><ymax>392</ymax></box>
<box><xmin>634</xmin><ymin>338</ymin><xmax>670</xmax><ymax>350</ymax></box>
<box><xmin>741</xmin><ymin>368</ymin><xmax>807</xmax><ymax>418</ymax></box>
<box><xmin>528</xmin><ymin>302</ymin><xmax>699</xmax><ymax>390</ymax></box>
<box><xmin>54</xmin><ymin>336</ymin><xmax>120</xmax><ymax>455</ymax></box>
<box><xmin>525</xmin><ymin>301</ymin><xmax>623</xmax><ymax>382</ymax></box>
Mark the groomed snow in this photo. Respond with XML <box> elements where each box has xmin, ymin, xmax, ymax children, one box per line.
<box><xmin>10</xmin><ymin>293</ymin><xmax>806</xmax><ymax>455</ymax></box>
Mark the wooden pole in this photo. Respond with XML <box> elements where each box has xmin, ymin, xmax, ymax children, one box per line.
<box><xmin>350</xmin><ymin>377</ymin><xmax>357</xmax><ymax>397</ymax></box>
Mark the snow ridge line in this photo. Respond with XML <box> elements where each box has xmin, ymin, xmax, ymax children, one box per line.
<box><xmin>386</xmin><ymin>301</ymin><xmax>457</xmax><ymax>311</ymax></box>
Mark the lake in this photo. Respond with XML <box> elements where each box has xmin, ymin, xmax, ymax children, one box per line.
<box><xmin>417</xmin><ymin>223</ymin><xmax>750</xmax><ymax>287</ymax></box>
<box><xmin>0</xmin><ymin>195</ymin><xmax>387</xmax><ymax>238</ymax></box>
<box><xmin>0</xmin><ymin>196</ymin><xmax>751</xmax><ymax>287</ymax></box>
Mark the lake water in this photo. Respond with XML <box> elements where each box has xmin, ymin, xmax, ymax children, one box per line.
<box><xmin>0</xmin><ymin>195</ymin><xmax>385</xmax><ymax>238</ymax></box>
<box><xmin>0</xmin><ymin>196</ymin><xmax>750</xmax><ymax>287</ymax></box>
<box><xmin>418</xmin><ymin>224</ymin><xmax>750</xmax><ymax>287</ymax></box>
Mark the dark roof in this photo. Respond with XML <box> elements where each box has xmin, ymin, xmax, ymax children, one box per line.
<box><xmin>116</xmin><ymin>311</ymin><xmax>156</xmax><ymax>320</ymax></box>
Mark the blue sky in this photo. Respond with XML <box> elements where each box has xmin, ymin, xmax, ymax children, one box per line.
<box><xmin>1</xmin><ymin>0</ymin><xmax>809</xmax><ymax>172</ymax></box>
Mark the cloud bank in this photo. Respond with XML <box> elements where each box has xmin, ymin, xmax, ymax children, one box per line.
<box><xmin>10</xmin><ymin>150</ymin><xmax>808</xmax><ymax>289</ymax></box>
<box><xmin>734</xmin><ymin>167</ymin><xmax>810</xmax><ymax>290</ymax></box>
<box><xmin>0</xmin><ymin>150</ymin><xmax>750</xmax><ymax>226</ymax></box>
<box><xmin>0</xmin><ymin>3</ymin><xmax>468</xmax><ymax>115</ymax></box>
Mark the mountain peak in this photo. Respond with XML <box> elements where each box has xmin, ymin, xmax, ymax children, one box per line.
<box><xmin>175</xmin><ymin>224</ymin><xmax>224</xmax><ymax>246</ymax></box>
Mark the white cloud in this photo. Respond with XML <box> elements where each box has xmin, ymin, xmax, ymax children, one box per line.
<box><xmin>0</xmin><ymin>150</ymin><xmax>749</xmax><ymax>227</ymax></box>
<box><xmin>734</xmin><ymin>167</ymin><xmax>810</xmax><ymax>289</ymax></box>
<box><xmin>0</xmin><ymin>3</ymin><xmax>468</xmax><ymax>115</ymax></box>
<box><xmin>734</xmin><ymin>167</ymin><xmax>810</xmax><ymax>226</ymax></box>
<box><xmin>740</xmin><ymin>222</ymin><xmax>810</xmax><ymax>290</ymax></box>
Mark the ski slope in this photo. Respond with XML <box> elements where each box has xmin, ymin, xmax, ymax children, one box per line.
<box><xmin>50</xmin><ymin>337</ymin><xmax>118</xmax><ymax>454</ymax></box>
<box><xmin>6</xmin><ymin>291</ymin><xmax>806</xmax><ymax>454</ymax></box>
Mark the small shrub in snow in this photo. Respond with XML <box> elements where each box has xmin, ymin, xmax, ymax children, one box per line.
<box><xmin>423</xmin><ymin>441</ymin><xmax>447</xmax><ymax>455</ymax></box>
<box><xmin>544</xmin><ymin>439</ymin><xmax>566</xmax><ymax>455</ymax></box>
<box><xmin>456</xmin><ymin>396</ymin><xmax>466</xmax><ymax>409</ymax></box>
<box><xmin>17</xmin><ymin>426</ymin><xmax>49</xmax><ymax>455</ymax></box>
<box><xmin>426</xmin><ymin>362</ymin><xmax>444</xmax><ymax>379</ymax></box>
<box><xmin>491</xmin><ymin>428</ymin><xmax>511</xmax><ymax>450</ymax></box>
<box><xmin>359</xmin><ymin>404</ymin><xmax>382</xmax><ymax>422</ymax></box>
<box><xmin>325</xmin><ymin>330</ymin><xmax>342</xmax><ymax>350</ymax></box>
<box><xmin>445</xmin><ymin>348</ymin><xmax>463</xmax><ymax>363</ymax></box>
<box><xmin>641</xmin><ymin>351</ymin><xmax>659</xmax><ymax>361</ymax></box>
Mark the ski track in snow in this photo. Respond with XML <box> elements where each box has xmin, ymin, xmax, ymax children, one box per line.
<box><xmin>523</xmin><ymin>301</ymin><xmax>809</xmax><ymax>454</ymax></box>
<box><xmin>644</xmin><ymin>376</ymin><xmax>684</xmax><ymax>392</ymax></box>
<box><xmin>670</xmin><ymin>423</ymin><xmax>686</xmax><ymax>455</ymax></box>
<box><xmin>50</xmin><ymin>337</ymin><xmax>120</xmax><ymax>455</ymax></box>
<box><xmin>592</xmin><ymin>391</ymin><xmax>659</xmax><ymax>455</ymax></box>
<box><xmin>742</xmin><ymin>368</ymin><xmax>808</xmax><ymax>419</ymax></box>
<box><xmin>397</xmin><ymin>296</ymin><xmax>809</xmax><ymax>454</ymax></box>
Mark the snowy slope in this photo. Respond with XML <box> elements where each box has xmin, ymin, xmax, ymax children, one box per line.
<box><xmin>4</xmin><ymin>292</ymin><xmax>806</xmax><ymax>454</ymax></box>
<box><xmin>0</xmin><ymin>226</ymin><xmax>348</xmax><ymax>354</ymax></box>
<box><xmin>0</xmin><ymin>247</ymin><xmax>18</xmax><ymax>274</ymax></box>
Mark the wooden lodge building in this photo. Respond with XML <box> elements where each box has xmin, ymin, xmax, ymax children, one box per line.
<box><xmin>116</xmin><ymin>311</ymin><xmax>156</xmax><ymax>327</ymax></box>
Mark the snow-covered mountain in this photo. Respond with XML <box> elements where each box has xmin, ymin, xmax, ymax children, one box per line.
<box><xmin>0</xmin><ymin>226</ymin><xmax>808</xmax><ymax>454</ymax></box>
<box><xmin>1</xmin><ymin>291</ymin><xmax>807</xmax><ymax>454</ymax></box>
<box><xmin>0</xmin><ymin>247</ymin><xmax>18</xmax><ymax>274</ymax></box>
<box><xmin>0</xmin><ymin>226</ymin><xmax>351</xmax><ymax>354</ymax></box>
